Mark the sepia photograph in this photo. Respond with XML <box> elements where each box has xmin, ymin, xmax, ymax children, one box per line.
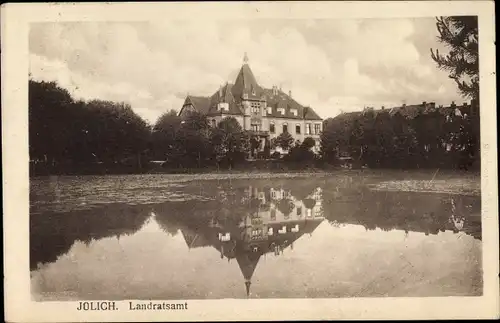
<box><xmin>2</xmin><ymin>1</ymin><xmax>498</xmax><ymax>322</ymax></box>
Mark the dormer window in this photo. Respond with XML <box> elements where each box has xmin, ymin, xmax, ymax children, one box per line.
<box><xmin>278</xmin><ymin>107</ymin><xmax>285</xmax><ymax>115</ymax></box>
<box><xmin>291</xmin><ymin>108</ymin><xmax>298</xmax><ymax>117</ymax></box>
<box><xmin>217</xmin><ymin>102</ymin><xmax>229</xmax><ymax>112</ymax></box>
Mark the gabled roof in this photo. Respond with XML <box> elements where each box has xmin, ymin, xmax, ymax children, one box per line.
<box><xmin>183</xmin><ymin>95</ymin><xmax>211</xmax><ymax>114</ymax></box>
<box><xmin>206</xmin><ymin>83</ymin><xmax>244</xmax><ymax>116</ymax></box>
<box><xmin>262</xmin><ymin>88</ymin><xmax>322</xmax><ymax>121</ymax></box>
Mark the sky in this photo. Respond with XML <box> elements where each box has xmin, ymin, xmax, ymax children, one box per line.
<box><xmin>29</xmin><ymin>18</ymin><xmax>466</xmax><ymax>124</ymax></box>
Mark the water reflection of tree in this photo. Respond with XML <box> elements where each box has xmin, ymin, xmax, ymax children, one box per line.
<box><xmin>322</xmin><ymin>187</ymin><xmax>481</xmax><ymax>240</ymax></box>
<box><xmin>277</xmin><ymin>199</ymin><xmax>295</xmax><ymax>218</ymax></box>
<box><xmin>30</xmin><ymin>204</ymin><xmax>150</xmax><ymax>270</ymax></box>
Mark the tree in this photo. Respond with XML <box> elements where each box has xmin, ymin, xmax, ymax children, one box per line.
<box><xmin>302</xmin><ymin>137</ymin><xmax>316</xmax><ymax>151</ymax></box>
<box><xmin>151</xmin><ymin>110</ymin><xmax>182</xmax><ymax>161</ymax></box>
<box><xmin>285</xmin><ymin>137</ymin><xmax>317</xmax><ymax>164</ymax></box>
<box><xmin>210</xmin><ymin>117</ymin><xmax>249</xmax><ymax>169</ymax></box>
<box><xmin>29</xmin><ymin>80</ymin><xmax>74</xmax><ymax>165</ymax></box>
<box><xmin>29</xmin><ymin>80</ymin><xmax>151</xmax><ymax>173</ymax></box>
<box><xmin>248</xmin><ymin>134</ymin><xmax>261</xmax><ymax>159</ymax></box>
<box><xmin>431</xmin><ymin>16</ymin><xmax>480</xmax><ymax>170</ymax></box>
<box><xmin>430</xmin><ymin>16</ymin><xmax>479</xmax><ymax>100</ymax></box>
<box><xmin>272</xmin><ymin>131</ymin><xmax>294</xmax><ymax>151</ymax></box>
<box><xmin>177</xmin><ymin>112</ymin><xmax>213</xmax><ymax>168</ymax></box>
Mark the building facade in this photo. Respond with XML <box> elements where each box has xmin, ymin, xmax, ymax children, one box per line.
<box><xmin>178</xmin><ymin>53</ymin><xmax>324</xmax><ymax>153</ymax></box>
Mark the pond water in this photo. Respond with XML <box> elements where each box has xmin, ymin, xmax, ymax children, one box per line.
<box><xmin>30</xmin><ymin>172</ymin><xmax>482</xmax><ymax>300</ymax></box>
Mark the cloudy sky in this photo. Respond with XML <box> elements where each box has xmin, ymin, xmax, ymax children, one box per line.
<box><xmin>29</xmin><ymin>18</ymin><xmax>465</xmax><ymax>124</ymax></box>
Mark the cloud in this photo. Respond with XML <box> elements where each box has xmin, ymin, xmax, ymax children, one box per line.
<box><xmin>29</xmin><ymin>19</ymin><xmax>464</xmax><ymax>124</ymax></box>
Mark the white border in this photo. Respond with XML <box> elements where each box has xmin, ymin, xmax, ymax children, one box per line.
<box><xmin>2</xmin><ymin>1</ymin><xmax>498</xmax><ymax>321</ymax></box>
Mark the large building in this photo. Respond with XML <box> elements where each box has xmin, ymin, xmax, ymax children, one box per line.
<box><xmin>178</xmin><ymin>53</ymin><xmax>324</xmax><ymax>153</ymax></box>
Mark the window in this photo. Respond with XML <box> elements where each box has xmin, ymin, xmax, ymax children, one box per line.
<box><xmin>211</xmin><ymin>119</ymin><xmax>216</xmax><ymax>127</ymax></box>
<box><xmin>297</xmin><ymin>207</ymin><xmax>302</xmax><ymax>216</ymax></box>
<box><xmin>251</xmin><ymin>102</ymin><xmax>260</xmax><ymax>114</ymax></box>
<box><xmin>314</xmin><ymin>123</ymin><xmax>321</xmax><ymax>134</ymax></box>
<box><xmin>267</xmin><ymin>107</ymin><xmax>272</xmax><ymax>114</ymax></box>
<box><xmin>295</xmin><ymin>124</ymin><xmax>301</xmax><ymax>134</ymax></box>
<box><xmin>269</xmin><ymin>122</ymin><xmax>275</xmax><ymax>133</ymax></box>
<box><xmin>278</xmin><ymin>108</ymin><xmax>285</xmax><ymax>115</ymax></box>
<box><xmin>291</xmin><ymin>109</ymin><xmax>298</xmax><ymax>117</ymax></box>
<box><xmin>306</xmin><ymin>123</ymin><xmax>312</xmax><ymax>135</ymax></box>
<box><xmin>283</xmin><ymin>123</ymin><xmax>288</xmax><ymax>133</ymax></box>
<box><xmin>251</xmin><ymin>124</ymin><xmax>260</xmax><ymax>132</ymax></box>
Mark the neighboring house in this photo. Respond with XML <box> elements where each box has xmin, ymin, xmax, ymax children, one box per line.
<box><xmin>178</xmin><ymin>53</ymin><xmax>324</xmax><ymax>154</ymax></box>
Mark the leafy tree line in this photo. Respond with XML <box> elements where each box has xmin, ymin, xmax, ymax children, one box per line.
<box><xmin>319</xmin><ymin>105</ymin><xmax>480</xmax><ymax>170</ymax></box>
<box><xmin>30</xmin><ymin>79</ymin><xmax>320</xmax><ymax>175</ymax></box>
<box><xmin>29</xmin><ymin>80</ymin><xmax>151</xmax><ymax>174</ymax></box>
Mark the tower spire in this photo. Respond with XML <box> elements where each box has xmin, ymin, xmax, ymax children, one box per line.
<box><xmin>243</xmin><ymin>52</ymin><xmax>249</xmax><ymax>64</ymax></box>
<box><xmin>245</xmin><ymin>281</ymin><xmax>251</xmax><ymax>297</ymax></box>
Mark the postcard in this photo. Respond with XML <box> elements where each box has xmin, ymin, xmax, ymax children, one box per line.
<box><xmin>2</xmin><ymin>1</ymin><xmax>498</xmax><ymax>321</ymax></box>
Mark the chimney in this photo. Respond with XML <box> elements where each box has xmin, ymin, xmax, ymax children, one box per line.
<box><xmin>451</xmin><ymin>101</ymin><xmax>456</xmax><ymax>107</ymax></box>
<box><xmin>219</xmin><ymin>85</ymin><xmax>223</xmax><ymax>98</ymax></box>
<box><xmin>289</xmin><ymin>90</ymin><xmax>292</xmax><ymax>97</ymax></box>
<box><xmin>422</xmin><ymin>101</ymin><xmax>427</xmax><ymax>106</ymax></box>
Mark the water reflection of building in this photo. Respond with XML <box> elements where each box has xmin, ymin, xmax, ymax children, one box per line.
<box><xmin>156</xmin><ymin>185</ymin><xmax>325</xmax><ymax>297</ymax></box>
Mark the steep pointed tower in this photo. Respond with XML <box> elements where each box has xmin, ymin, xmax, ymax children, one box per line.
<box><xmin>231</xmin><ymin>53</ymin><xmax>268</xmax><ymax>154</ymax></box>
<box><xmin>232</xmin><ymin>52</ymin><xmax>261</xmax><ymax>101</ymax></box>
<box><xmin>236</xmin><ymin>251</ymin><xmax>261</xmax><ymax>298</ymax></box>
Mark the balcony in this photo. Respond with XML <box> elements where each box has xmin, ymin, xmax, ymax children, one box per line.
<box><xmin>248</xmin><ymin>130</ymin><xmax>269</xmax><ymax>137</ymax></box>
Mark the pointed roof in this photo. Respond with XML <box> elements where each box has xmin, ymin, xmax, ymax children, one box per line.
<box><xmin>206</xmin><ymin>83</ymin><xmax>243</xmax><ymax>116</ymax></box>
<box><xmin>232</xmin><ymin>57</ymin><xmax>263</xmax><ymax>100</ymax></box>
<box><xmin>180</xmin><ymin>53</ymin><xmax>323</xmax><ymax>121</ymax></box>
<box><xmin>180</xmin><ymin>230</ymin><xmax>211</xmax><ymax>249</ymax></box>
<box><xmin>236</xmin><ymin>252</ymin><xmax>261</xmax><ymax>281</ymax></box>
<box><xmin>183</xmin><ymin>95</ymin><xmax>211</xmax><ymax>114</ymax></box>
<box><xmin>236</xmin><ymin>251</ymin><xmax>261</xmax><ymax>297</ymax></box>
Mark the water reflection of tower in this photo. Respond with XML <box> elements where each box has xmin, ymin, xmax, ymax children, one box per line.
<box><xmin>169</xmin><ymin>185</ymin><xmax>325</xmax><ymax>298</ymax></box>
<box><xmin>235</xmin><ymin>185</ymin><xmax>325</xmax><ymax>297</ymax></box>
